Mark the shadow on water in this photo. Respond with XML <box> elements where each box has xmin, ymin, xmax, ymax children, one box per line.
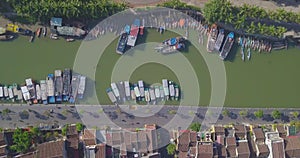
<box><xmin>225</xmin><ymin>43</ymin><xmax>239</xmax><ymax>62</ymax></box>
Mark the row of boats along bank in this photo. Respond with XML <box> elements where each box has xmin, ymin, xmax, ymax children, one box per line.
<box><xmin>106</xmin><ymin>79</ymin><xmax>180</xmax><ymax>105</ymax></box>
<box><xmin>116</xmin><ymin>19</ymin><xmax>187</xmax><ymax>55</ymax></box>
<box><xmin>207</xmin><ymin>24</ymin><xmax>288</xmax><ymax>61</ymax></box>
<box><xmin>0</xmin><ymin>69</ymin><xmax>86</xmax><ymax>105</ymax></box>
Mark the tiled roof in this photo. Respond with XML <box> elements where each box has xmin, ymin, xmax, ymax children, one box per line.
<box><xmin>190</xmin><ymin>131</ymin><xmax>197</xmax><ymax>147</ymax></box>
<box><xmin>272</xmin><ymin>141</ymin><xmax>284</xmax><ymax>158</ymax></box>
<box><xmin>0</xmin><ymin>133</ymin><xmax>5</xmax><ymax>146</ymax></box>
<box><xmin>213</xmin><ymin>126</ymin><xmax>225</xmax><ymax>135</ymax></box>
<box><xmin>178</xmin><ymin>130</ymin><xmax>190</xmax><ymax>152</ymax></box>
<box><xmin>66</xmin><ymin>124</ymin><xmax>77</xmax><ymax>136</ymax></box>
<box><xmin>67</xmin><ymin>134</ymin><xmax>79</xmax><ymax>149</ymax></box>
<box><xmin>253</xmin><ymin>128</ymin><xmax>265</xmax><ymax>142</ymax></box>
<box><xmin>83</xmin><ymin>129</ymin><xmax>96</xmax><ymax>139</ymax></box>
<box><xmin>146</xmin><ymin>129</ymin><xmax>157</xmax><ymax>152</ymax></box>
<box><xmin>226</xmin><ymin>147</ymin><xmax>237</xmax><ymax>157</ymax></box>
<box><xmin>226</xmin><ymin>137</ymin><xmax>236</xmax><ymax>148</ymax></box>
<box><xmin>276</xmin><ymin>125</ymin><xmax>285</xmax><ymax>134</ymax></box>
<box><xmin>112</xmin><ymin>131</ymin><xmax>123</xmax><ymax>146</ymax></box>
<box><xmin>95</xmin><ymin>144</ymin><xmax>106</xmax><ymax>158</ymax></box>
<box><xmin>256</xmin><ymin>144</ymin><xmax>269</xmax><ymax>157</ymax></box>
<box><xmin>14</xmin><ymin>152</ymin><xmax>36</xmax><ymax>158</ymax></box>
<box><xmin>233</xmin><ymin>125</ymin><xmax>246</xmax><ymax>134</ymax></box>
<box><xmin>138</xmin><ymin>130</ymin><xmax>147</xmax><ymax>153</ymax></box>
<box><xmin>178</xmin><ymin>151</ymin><xmax>188</xmax><ymax>158</ymax></box>
<box><xmin>0</xmin><ymin>146</ymin><xmax>6</xmax><ymax>157</ymax></box>
<box><xmin>236</xmin><ymin>141</ymin><xmax>250</xmax><ymax>158</ymax></box>
<box><xmin>190</xmin><ymin>146</ymin><xmax>197</xmax><ymax>157</ymax></box>
<box><xmin>84</xmin><ymin>139</ymin><xmax>96</xmax><ymax>146</ymax></box>
<box><xmin>198</xmin><ymin>143</ymin><xmax>213</xmax><ymax>158</ymax></box>
<box><xmin>285</xmin><ymin>136</ymin><xmax>300</xmax><ymax>158</ymax></box>
<box><xmin>37</xmin><ymin>140</ymin><xmax>65</xmax><ymax>158</ymax></box>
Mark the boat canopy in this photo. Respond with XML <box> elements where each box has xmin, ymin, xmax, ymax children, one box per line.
<box><xmin>124</xmin><ymin>25</ymin><xmax>130</xmax><ymax>34</ymax></box>
<box><xmin>228</xmin><ymin>32</ymin><xmax>234</xmax><ymax>39</ymax></box>
<box><xmin>0</xmin><ymin>27</ymin><xmax>6</xmax><ymax>35</ymax></box>
<box><xmin>169</xmin><ymin>38</ymin><xmax>177</xmax><ymax>45</ymax></box>
<box><xmin>50</xmin><ymin>17</ymin><xmax>62</xmax><ymax>27</ymax></box>
<box><xmin>134</xmin><ymin>19</ymin><xmax>140</xmax><ymax>27</ymax></box>
<box><xmin>57</xmin><ymin>26</ymin><xmax>85</xmax><ymax>37</ymax></box>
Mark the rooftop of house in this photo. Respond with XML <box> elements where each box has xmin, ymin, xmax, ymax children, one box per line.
<box><xmin>276</xmin><ymin>125</ymin><xmax>286</xmax><ymax>134</ymax></box>
<box><xmin>189</xmin><ymin>146</ymin><xmax>197</xmax><ymax>157</ymax></box>
<box><xmin>190</xmin><ymin>131</ymin><xmax>197</xmax><ymax>147</ymax></box>
<box><xmin>236</xmin><ymin>141</ymin><xmax>250</xmax><ymax>158</ymax></box>
<box><xmin>284</xmin><ymin>136</ymin><xmax>300</xmax><ymax>158</ymax></box>
<box><xmin>0</xmin><ymin>133</ymin><xmax>4</xmax><ymax>146</ymax></box>
<box><xmin>213</xmin><ymin>126</ymin><xmax>225</xmax><ymax>135</ymax></box>
<box><xmin>253</xmin><ymin>128</ymin><xmax>265</xmax><ymax>141</ymax></box>
<box><xmin>93</xmin><ymin>143</ymin><xmax>105</xmax><ymax>158</ymax></box>
<box><xmin>265</xmin><ymin>132</ymin><xmax>282</xmax><ymax>141</ymax></box>
<box><xmin>0</xmin><ymin>146</ymin><xmax>6</xmax><ymax>157</ymax></box>
<box><xmin>271</xmin><ymin>141</ymin><xmax>285</xmax><ymax>158</ymax></box>
<box><xmin>178</xmin><ymin>130</ymin><xmax>190</xmax><ymax>152</ymax></box>
<box><xmin>37</xmin><ymin>140</ymin><xmax>65</xmax><ymax>158</ymax></box>
<box><xmin>14</xmin><ymin>151</ymin><xmax>36</xmax><ymax>158</ymax></box>
<box><xmin>178</xmin><ymin>151</ymin><xmax>188</xmax><ymax>158</ymax></box>
<box><xmin>226</xmin><ymin>146</ymin><xmax>237</xmax><ymax>157</ymax></box>
<box><xmin>66</xmin><ymin>124</ymin><xmax>78</xmax><ymax>136</ymax></box>
<box><xmin>83</xmin><ymin>129</ymin><xmax>96</xmax><ymax>140</ymax></box>
<box><xmin>233</xmin><ymin>125</ymin><xmax>247</xmax><ymax>134</ymax></box>
<box><xmin>226</xmin><ymin>137</ymin><xmax>236</xmax><ymax>147</ymax></box>
<box><xmin>256</xmin><ymin>144</ymin><xmax>269</xmax><ymax>157</ymax></box>
<box><xmin>145</xmin><ymin>124</ymin><xmax>156</xmax><ymax>130</ymax></box>
<box><xmin>198</xmin><ymin>142</ymin><xmax>213</xmax><ymax>158</ymax></box>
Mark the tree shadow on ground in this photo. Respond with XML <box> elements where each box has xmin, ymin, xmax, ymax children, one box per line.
<box><xmin>263</xmin><ymin>114</ymin><xmax>274</xmax><ymax>122</ymax></box>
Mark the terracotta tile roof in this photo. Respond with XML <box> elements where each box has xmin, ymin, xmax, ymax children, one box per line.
<box><xmin>84</xmin><ymin>139</ymin><xmax>96</xmax><ymax>146</ymax></box>
<box><xmin>285</xmin><ymin>136</ymin><xmax>300</xmax><ymax>158</ymax></box>
<box><xmin>146</xmin><ymin>129</ymin><xmax>157</xmax><ymax>152</ymax></box>
<box><xmin>190</xmin><ymin>146</ymin><xmax>197</xmax><ymax>157</ymax></box>
<box><xmin>256</xmin><ymin>144</ymin><xmax>269</xmax><ymax>157</ymax></box>
<box><xmin>236</xmin><ymin>141</ymin><xmax>250</xmax><ymax>158</ymax></box>
<box><xmin>178</xmin><ymin>151</ymin><xmax>188</xmax><ymax>158</ymax></box>
<box><xmin>138</xmin><ymin>130</ymin><xmax>147</xmax><ymax>153</ymax></box>
<box><xmin>66</xmin><ymin>124</ymin><xmax>77</xmax><ymax>136</ymax></box>
<box><xmin>272</xmin><ymin>141</ymin><xmax>284</xmax><ymax>158</ymax></box>
<box><xmin>213</xmin><ymin>126</ymin><xmax>225</xmax><ymax>135</ymax></box>
<box><xmin>67</xmin><ymin>134</ymin><xmax>79</xmax><ymax>149</ymax></box>
<box><xmin>95</xmin><ymin>144</ymin><xmax>106</xmax><ymax>158</ymax></box>
<box><xmin>226</xmin><ymin>137</ymin><xmax>236</xmax><ymax>148</ymax></box>
<box><xmin>276</xmin><ymin>125</ymin><xmax>285</xmax><ymax>134</ymax></box>
<box><xmin>145</xmin><ymin>124</ymin><xmax>156</xmax><ymax>130</ymax></box>
<box><xmin>178</xmin><ymin>130</ymin><xmax>190</xmax><ymax>152</ymax></box>
<box><xmin>190</xmin><ymin>131</ymin><xmax>197</xmax><ymax>147</ymax></box>
<box><xmin>198</xmin><ymin>143</ymin><xmax>213</xmax><ymax>158</ymax></box>
<box><xmin>0</xmin><ymin>146</ymin><xmax>6</xmax><ymax>157</ymax></box>
<box><xmin>14</xmin><ymin>152</ymin><xmax>36</xmax><ymax>158</ymax></box>
<box><xmin>226</xmin><ymin>147</ymin><xmax>237</xmax><ymax>157</ymax></box>
<box><xmin>253</xmin><ymin>128</ymin><xmax>265</xmax><ymax>142</ymax></box>
<box><xmin>112</xmin><ymin>131</ymin><xmax>123</xmax><ymax>146</ymax></box>
<box><xmin>83</xmin><ymin>129</ymin><xmax>96</xmax><ymax>139</ymax></box>
<box><xmin>234</xmin><ymin>125</ymin><xmax>246</xmax><ymax>134</ymax></box>
<box><xmin>37</xmin><ymin>140</ymin><xmax>65</xmax><ymax>158</ymax></box>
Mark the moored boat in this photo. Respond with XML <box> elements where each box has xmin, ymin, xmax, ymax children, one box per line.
<box><xmin>62</xmin><ymin>68</ymin><xmax>71</xmax><ymax>101</ymax></box>
<box><xmin>220</xmin><ymin>32</ymin><xmax>234</xmax><ymax>60</ymax></box>
<box><xmin>214</xmin><ymin>29</ymin><xmax>224</xmax><ymax>52</ymax></box>
<box><xmin>206</xmin><ymin>24</ymin><xmax>218</xmax><ymax>52</ymax></box>
<box><xmin>162</xmin><ymin>79</ymin><xmax>169</xmax><ymax>100</ymax></box>
<box><xmin>174</xmin><ymin>84</ymin><xmax>180</xmax><ymax>101</ymax></box>
<box><xmin>43</xmin><ymin>27</ymin><xmax>47</xmax><ymax>37</ymax></box>
<box><xmin>3</xmin><ymin>85</ymin><xmax>8</xmax><ymax>98</ymax></box>
<box><xmin>155</xmin><ymin>36</ymin><xmax>186</xmax><ymax>54</ymax></box>
<box><xmin>124</xmin><ymin>81</ymin><xmax>131</xmax><ymax>99</ymax></box>
<box><xmin>106</xmin><ymin>88</ymin><xmax>117</xmax><ymax>104</ymax></box>
<box><xmin>111</xmin><ymin>82</ymin><xmax>120</xmax><ymax>99</ymax></box>
<box><xmin>247</xmin><ymin>48</ymin><xmax>251</xmax><ymax>60</ymax></box>
<box><xmin>0</xmin><ymin>86</ymin><xmax>3</xmax><ymax>98</ymax></box>
<box><xmin>77</xmin><ymin>76</ymin><xmax>86</xmax><ymax>99</ymax></box>
<box><xmin>127</xmin><ymin>19</ymin><xmax>140</xmax><ymax>47</ymax></box>
<box><xmin>138</xmin><ymin>80</ymin><xmax>145</xmax><ymax>98</ymax></box>
<box><xmin>169</xmin><ymin>81</ymin><xmax>175</xmax><ymax>100</ymax></box>
<box><xmin>116</xmin><ymin>32</ymin><xmax>128</xmax><ymax>54</ymax></box>
<box><xmin>21</xmin><ymin>86</ymin><xmax>31</xmax><ymax>104</ymax></box>
<box><xmin>149</xmin><ymin>87</ymin><xmax>156</xmax><ymax>102</ymax></box>
<box><xmin>36</xmin><ymin>28</ymin><xmax>42</xmax><ymax>38</ymax></box>
<box><xmin>69</xmin><ymin>74</ymin><xmax>80</xmax><ymax>103</ymax></box>
<box><xmin>25</xmin><ymin>78</ymin><xmax>37</xmax><ymax>103</ymax></box>
<box><xmin>54</xmin><ymin>70</ymin><xmax>63</xmax><ymax>102</ymax></box>
<box><xmin>145</xmin><ymin>88</ymin><xmax>150</xmax><ymax>102</ymax></box>
<box><xmin>40</xmin><ymin>80</ymin><xmax>48</xmax><ymax>104</ymax></box>
<box><xmin>241</xmin><ymin>47</ymin><xmax>245</xmax><ymax>61</ymax></box>
<box><xmin>133</xmin><ymin>84</ymin><xmax>141</xmax><ymax>100</ymax></box>
<box><xmin>46</xmin><ymin>74</ymin><xmax>55</xmax><ymax>104</ymax></box>
<box><xmin>8</xmin><ymin>86</ymin><xmax>14</xmax><ymax>101</ymax></box>
<box><xmin>0</xmin><ymin>35</ymin><xmax>14</xmax><ymax>41</ymax></box>
<box><xmin>155</xmin><ymin>86</ymin><xmax>160</xmax><ymax>99</ymax></box>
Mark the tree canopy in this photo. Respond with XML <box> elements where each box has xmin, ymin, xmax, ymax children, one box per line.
<box><xmin>167</xmin><ymin>143</ymin><xmax>176</xmax><ymax>155</ymax></box>
<box><xmin>202</xmin><ymin>0</ymin><xmax>293</xmax><ymax>37</ymax></box>
<box><xmin>189</xmin><ymin>122</ymin><xmax>201</xmax><ymax>132</ymax></box>
<box><xmin>10</xmin><ymin>128</ymin><xmax>32</xmax><ymax>153</ymax></box>
<box><xmin>6</xmin><ymin>0</ymin><xmax>128</xmax><ymax>23</ymax></box>
<box><xmin>271</xmin><ymin>110</ymin><xmax>281</xmax><ymax>119</ymax></box>
<box><xmin>254</xmin><ymin>110</ymin><xmax>264</xmax><ymax>119</ymax></box>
